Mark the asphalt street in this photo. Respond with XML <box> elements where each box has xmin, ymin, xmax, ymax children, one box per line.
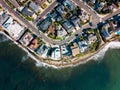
<box><xmin>0</xmin><ymin>0</ymin><xmax>120</xmax><ymax>45</ymax></box>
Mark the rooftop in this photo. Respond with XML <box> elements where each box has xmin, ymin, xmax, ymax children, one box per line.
<box><xmin>2</xmin><ymin>17</ymin><xmax>24</xmax><ymax>40</ymax></box>
<box><xmin>29</xmin><ymin>2</ymin><xmax>40</xmax><ymax>13</ymax></box>
<box><xmin>70</xmin><ymin>42</ymin><xmax>80</xmax><ymax>56</ymax></box>
<box><xmin>61</xmin><ymin>44</ymin><xmax>72</xmax><ymax>56</ymax></box>
<box><xmin>0</xmin><ymin>11</ymin><xmax>10</xmax><ymax>25</ymax></box>
<box><xmin>63</xmin><ymin>20</ymin><xmax>74</xmax><ymax>33</ymax></box>
<box><xmin>21</xmin><ymin>6</ymin><xmax>34</xmax><ymax>17</ymax></box>
<box><xmin>77</xmin><ymin>40</ymin><xmax>88</xmax><ymax>53</ymax></box>
<box><xmin>71</xmin><ymin>16</ymin><xmax>80</xmax><ymax>29</ymax></box>
<box><xmin>20</xmin><ymin>32</ymin><xmax>34</xmax><ymax>46</ymax></box>
<box><xmin>51</xmin><ymin>46</ymin><xmax>61</xmax><ymax>60</ymax></box>
<box><xmin>57</xmin><ymin>25</ymin><xmax>67</xmax><ymax>37</ymax></box>
<box><xmin>37</xmin><ymin>18</ymin><xmax>52</xmax><ymax>31</ymax></box>
<box><xmin>88</xmin><ymin>34</ymin><xmax>97</xmax><ymax>44</ymax></box>
<box><xmin>29</xmin><ymin>38</ymin><xmax>39</xmax><ymax>50</ymax></box>
<box><xmin>56</xmin><ymin>5</ymin><xmax>66</xmax><ymax>16</ymax></box>
<box><xmin>37</xmin><ymin>44</ymin><xmax>49</xmax><ymax>58</ymax></box>
<box><xmin>63</xmin><ymin>0</ymin><xmax>76</xmax><ymax>11</ymax></box>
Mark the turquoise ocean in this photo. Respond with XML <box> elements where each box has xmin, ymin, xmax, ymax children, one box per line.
<box><xmin>0</xmin><ymin>34</ymin><xmax>120</xmax><ymax>90</ymax></box>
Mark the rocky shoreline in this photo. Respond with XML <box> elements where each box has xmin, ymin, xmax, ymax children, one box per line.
<box><xmin>0</xmin><ymin>31</ymin><xmax>120</xmax><ymax>69</ymax></box>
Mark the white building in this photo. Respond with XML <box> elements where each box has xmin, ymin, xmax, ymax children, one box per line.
<box><xmin>2</xmin><ymin>17</ymin><xmax>25</xmax><ymax>40</ymax></box>
<box><xmin>51</xmin><ymin>46</ymin><xmax>61</xmax><ymax>60</ymax></box>
<box><xmin>78</xmin><ymin>40</ymin><xmax>88</xmax><ymax>53</ymax></box>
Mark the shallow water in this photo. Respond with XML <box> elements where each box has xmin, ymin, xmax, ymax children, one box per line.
<box><xmin>0</xmin><ymin>34</ymin><xmax>120</xmax><ymax>90</ymax></box>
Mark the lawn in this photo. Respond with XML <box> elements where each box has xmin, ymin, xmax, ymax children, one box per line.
<box><xmin>5</xmin><ymin>0</ymin><xmax>15</xmax><ymax>9</ymax></box>
<box><xmin>41</xmin><ymin>3</ymin><xmax>47</xmax><ymax>9</ymax></box>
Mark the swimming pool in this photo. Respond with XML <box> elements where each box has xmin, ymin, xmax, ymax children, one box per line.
<box><xmin>115</xmin><ymin>30</ymin><xmax>120</xmax><ymax>35</ymax></box>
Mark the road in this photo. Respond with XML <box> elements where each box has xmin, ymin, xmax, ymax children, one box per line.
<box><xmin>0</xmin><ymin>0</ymin><xmax>60</xmax><ymax>45</ymax></box>
<box><xmin>73</xmin><ymin>0</ymin><xmax>100</xmax><ymax>26</ymax></box>
<box><xmin>8</xmin><ymin>0</ymin><xmax>20</xmax><ymax>8</ymax></box>
<box><xmin>102</xmin><ymin>9</ymin><xmax>120</xmax><ymax>21</ymax></box>
<box><xmin>38</xmin><ymin>1</ymin><xmax>58</xmax><ymax>18</ymax></box>
<box><xmin>0</xmin><ymin>0</ymin><xmax>120</xmax><ymax>45</ymax></box>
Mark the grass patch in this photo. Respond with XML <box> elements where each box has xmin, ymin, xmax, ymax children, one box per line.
<box><xmin>21</xmin><ymin>12</ymin><xmax>33</xmax><ymax>21</ymax></box>
<box><xmin>5</xmin><ymin>0</ymin><xmax>15</xmax><ymax>9</ymax></box>
<box><xmin>21</xmin><ymin>13</ymin><xmax>33</xmax><ymax>21</ymax></box>
<box><xmin>17</xmin><ymin>9</ymin><xmax>34</xmax><ymax>21</ymax></box>
<box><xmin>41</xmin><ymin>3</ymin><xmax>47</xmax><ymax>9</ymax></box>
<box><xmin>76</xmin><ymin>53</ymin><xmax>84</xmax><ymax>57</ymax></box>
<box><xmin>55</xmin><ymin>37</ymin><xmax>62</xmax><ymax>40</ymax></box>
<box><xmin>25</xmin><ymin>15</ymin><xmax>34</xmax><ymax>21</ymax></box>
<box><xmin>94</xmin><ymin>29</ymin><xmax>102</xmax><ymax>50</ymax></box>
<box><xmin>16</xmin><ymin>0</ymin><xmax>28</xmax><ymax>6</ymax></box>
<box><xmin>48</xmin><ymin>34</ymin><xmax>56</xmax><ymax>39</ymax></box>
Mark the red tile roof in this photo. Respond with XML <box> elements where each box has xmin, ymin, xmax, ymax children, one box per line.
<box><xmin>29</xmin><ymin>38</ymin><xmax>38</xmax><ymax>49</ymax></box>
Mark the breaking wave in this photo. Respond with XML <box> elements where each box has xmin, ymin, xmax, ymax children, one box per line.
<box><xmin>1</xmin><ymin>31</ymin><xmax>120</xmax><ymax>69</ymax></box>
<box><xmin>89</xmin><ymin>41</ymin><xmax>120</xmax><ymax>61</ymax></box>
<box><xmin>35</xmin><ymin>61</ymin><xmax>58</xmax><ymax>69</ymax></box>
<box><xmin>21</xmin><ymin>54</ymin><xmax>29</xmax><ymax>62</ymax></box>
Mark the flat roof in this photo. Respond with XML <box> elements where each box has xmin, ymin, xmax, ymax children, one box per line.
<box><xmin>2</xmin><ymin>17</ymin><xmax>24</xmax><ymax>39</ymax></box>
<box><xmin>51</xmin><ymin>47</ymin><xmax>61</xmax><ymax>60</ymax></box>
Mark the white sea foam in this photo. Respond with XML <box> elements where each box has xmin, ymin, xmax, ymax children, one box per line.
<box><xmin>1</xmin><ymin>31</ymin><xmax>120</xmax><ymax>69</ymax></box>
<box><xmin>0</xmin><ymin>31</ymin><xmax>58</xmax><ymax>69</ymax></box>
<box><xmin>21</xmin><ymin>54</ymin><xmax>29</xmax><ymax>62</ymax></box>
<box><xmin>35</xmin><ymin>61</ymin><xmax>58</xmax><ymax>69</ymax></box>
<box><xmin>89</xmin><ymin>41</ymin><xmax>120</xmax><ymax>61</ymax></box>
<box><xmin>24</xmin><ymin>41</ymin><xmax>120</xmax><ymax>69</ymax></box>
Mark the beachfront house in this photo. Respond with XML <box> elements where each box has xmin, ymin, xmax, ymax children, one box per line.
<box><xmin>51</xmin><ymin>46</ymin><xmax>61</xmax><ymax>60</ymax></box>
<box><xmin>87</xmin><ymin>34</ymin><xmax>97</xmax><ymax>44</ymax></box>
<box><xmin>19</xmin><ymin>32</ymin><xmax>34</xmax><ymax>46</ymax></box>
<box><xmin>61</xmin><ymin>44</ymin><xmax>72</xmax><ymax>59</ymax></box>
<box><xmin>70</xmin><ymin>42</ymin><xmax>80</xmax><ymax>57</ymax></box>
<box><xmin>36</xmin><ymin>44</ymin><xmax>49</xmax><ymax>58</ymax></box>
<box><xmin>2</xmin><ymin>16</ymin><xmax>25</xmax><ymax>40</ymax></box>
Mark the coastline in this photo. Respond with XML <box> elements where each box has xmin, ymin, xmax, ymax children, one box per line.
<box><xmin>58</xmin><ymin>40</ymin><xmax>120</xmax><ymax>68</ymax></box>
<box><xmin>0</xmin><ymin>31</ymin><xmax>120</xmax><ymax>69</ymax></box>
<box><xmin>0</xmin><ymin>31</ymin><xmax>58</xmax><ymax>69</ymax></box>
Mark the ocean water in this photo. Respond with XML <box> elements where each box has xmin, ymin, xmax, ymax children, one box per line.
<box><xmin>0</xmin><ymin>34</ymin><xmax>120</xmax><ymax>90</ymax></box>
